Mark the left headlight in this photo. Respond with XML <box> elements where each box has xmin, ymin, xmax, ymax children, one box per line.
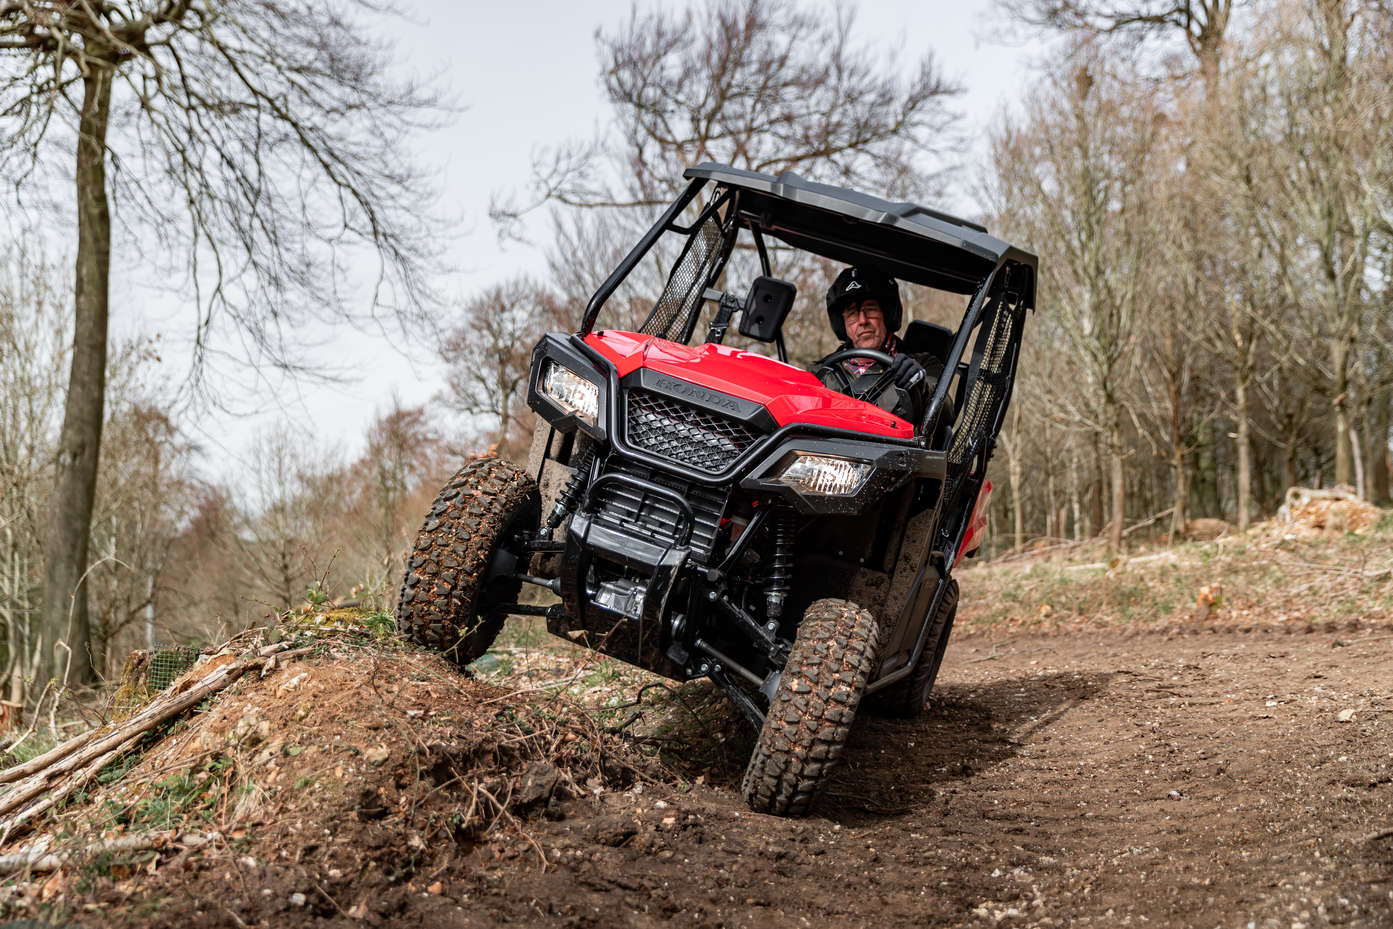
<box><xmin>771</xmin><ymin>452</ymin><xmax>873</xmax><ymax>496</ymax></box>
<box><xmin>539</xmin><ymin>360</ymin><xmax>600</xmax><ymax>426</ymax></box>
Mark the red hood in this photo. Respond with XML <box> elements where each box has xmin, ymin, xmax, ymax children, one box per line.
<box><xmin>585</xmin><ymin>330</ymin><xmax>913</xmax><ymax>439</ymax></box>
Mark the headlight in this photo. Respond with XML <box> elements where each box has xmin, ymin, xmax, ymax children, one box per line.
<box><xmin>771</xmin><ymin>453</ymin><xmax>872</xmax><ymax>496</ymax></box>
<box><xmin>540</xmin><ymin>360</ymin><xmax>599</xmax><ymax>425</ymax></box>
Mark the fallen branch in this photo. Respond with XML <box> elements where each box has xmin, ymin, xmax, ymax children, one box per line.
<box><xmin>0</xmin><ymin>831</ymin><xmax>217</xmax><ymax>874</ymax></box>
<box><xmin>0</xmin><ymin>642</ymin><xmax>292</xmax><ymax>845</ymax></box>
<box><xmin>1122</xmin><ymin>506</ymin><xmax>1175</xmax><ymax>538</ymax></box>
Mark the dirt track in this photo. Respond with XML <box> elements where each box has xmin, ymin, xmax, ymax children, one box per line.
<box><xmin>463</xmin><ymin>627</ymin><xmax>1393</xmax><ymax>929</ymax></box>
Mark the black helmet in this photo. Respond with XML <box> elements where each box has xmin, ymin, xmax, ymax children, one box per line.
<box><xmin>825</xmin><ymin>266</ymin><xmax>903</xmax><ymax>341</ymax></box>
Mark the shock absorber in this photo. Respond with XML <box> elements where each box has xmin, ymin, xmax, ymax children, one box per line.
<box><xmin>765</xmin><ymin>508</ymin><xmax>795</xmax><ymax>626</ymax></box>
<box><xmin>545</xmin><ymin>444</ymin><xmax>596</xmax><ymax>533</ymax></box>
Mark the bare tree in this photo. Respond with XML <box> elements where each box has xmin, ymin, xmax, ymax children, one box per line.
<box><xmin>87</xmin><ymin>396</ymin><xmax>196</xmax><ymax>675</ymax></box>
<box><xmin>227</xmin><ymin>427</ymin><xmax>340</xmax><ymax>614</ymax></box>
<box><xmin>988</xmin><ymin>58</ymin><xmax>1164</xmax><ymax>554</ymax></box>
<box><xmin>496</xmin><ymin>0</ymin><xmax>961</xmax><ymax>230</ymax></box>
<box><xmin>353</xmin><ymin>401</ymin><xmax>447</xmax><ymax>591</ymax></box>
<box><xmin>439</xmin><ymin>278</ymin><xmax>567</xmax><ymax>458</ymax></box>
<box><xmin>0</xmin><ymin>250</ymin><xmax>69</xmax><ymax>706</ymax></box>
<box><xmin>0</xmin><ymin>0</ymin><xmax>438</xmax><ymax>685</ymax></box>
<box><xmin>1000</xmin><ymin>1</ymin><xmax>1236</xmax><ymax>99</ymax></box>
<box><xmin>1233</xmin><ymin>0</ymin><xmax>1389</xmax><ymax>492</ymax></box>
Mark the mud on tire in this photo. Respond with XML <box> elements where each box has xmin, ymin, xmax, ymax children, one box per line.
<box><xmin>868</xmin><ymin>578</ymin><xmax>958</xmax><ymax>719</ymax></box>
<box><xmin>741</xmin><ymin>598</ymin><xmax>879</xmax><ymax>817</ymax></box>
<box><xmin>397</xmin><ymin>457</ymin><xmax>540</xmax><ymax>670</ymax></box>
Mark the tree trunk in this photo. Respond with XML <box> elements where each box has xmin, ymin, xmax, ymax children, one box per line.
<box><xmin>1332</xmin><ymin>337</ymin><xmax>1352</xmax><ymax>487</ymax></box>
<box><xmin>1235</xmin><ymin>376</ymin><xmax>1252</xmax><ymax>531</ymax></box>
<box><xmin>1008</xmin><ymin>405</ymin><xmax>1023</xmax><ymax>547</ymax></box>
<box><xmin>1091</xmin><ymin>438</ymin><xmax>1106</xmax><ymax>539</ymax></box>
<box><xmin>1009</xmin><ymin>445</ymin><xmax>1023</xmax><ymax>548</ymax></box>
<box><xmin>1108</xmin><ymin>404</ymin><xmax>1124</xmax><ymax>556</ymax></box>
<box><xmin>1373</xmin><ymin>383</ymin><xmax>1391</xmax><ymax>505</ymax></box>
<box><xmin>1350</xmin><ymin>420</ymin><xmax>1365</xmax><ymax>501</ymax></box>
<box><xmin>39</xmin><ymin>65</ymin><xmax>114</xmax><ymax>688</ymax></box>
<box><xmin>1280</xmin><ymin>431</ymin><xmax>1297</xmax><ymax>497</ymax></box>
<box><xmin>1169</xmin><ymin>373</ymin><xmax>1187</xmax><ymax>542</ymax></box>
<box><xmin>1070</xmin><ymin>449</ymin><xmax>1082</xmax><ymax>542</ymax></box>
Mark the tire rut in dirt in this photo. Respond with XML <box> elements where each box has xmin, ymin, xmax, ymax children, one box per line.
<box><xmin>741</xmin><ymin>598</ymin><xmax>879</xmax><ymax>817</ymax></box>
<box><xmin>868</xmin><ymin>578</ymin><xmax>959</xmax><ymax>719</ymax></box>
<box><xmin>397</xmin><ymin>456</ymin><xmax>540</xmax><ymax>671</ymax></box>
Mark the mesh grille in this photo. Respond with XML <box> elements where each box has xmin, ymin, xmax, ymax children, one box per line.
<box><xmin>639</xmin><ymin>212</ymin><xmax>727</xmax><ymax>341</ymax></box>
<box><xmin>625</xmin><ymin>390</ymin><xmax>761</xmax><ymax>474</ymax></box>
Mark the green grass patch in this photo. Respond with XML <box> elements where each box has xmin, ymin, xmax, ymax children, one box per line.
<box><xmin>0</xmin><ymin>734</ymin><xmax>58</xmax><ymax>772</ymax></box>
<box><xmin>104</xmin><ymin>755</ymin><xmax>242</xmax><ymax>831</ymax></box>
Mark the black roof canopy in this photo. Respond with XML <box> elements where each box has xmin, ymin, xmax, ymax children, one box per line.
<box><xmin>685</xmin><ymin>163</ymin><xmax>1037</xmax><ymax>296</ymax></box>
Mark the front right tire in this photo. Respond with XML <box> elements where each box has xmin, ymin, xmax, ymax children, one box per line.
<box><xmin>741</xmin><ymin>598</ymin><xmax>879</xmax><ymax>817</ymax></box>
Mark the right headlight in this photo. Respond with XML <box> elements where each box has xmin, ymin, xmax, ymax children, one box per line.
<box><xmin>539</xmin><ymin>360</ymin><xmax>600</xmax><ymax>426</ymax></box>
<box><xmin>770</xmin><ymin>452</ymin><xmax>873</xmax><ymax>496</ymax></box>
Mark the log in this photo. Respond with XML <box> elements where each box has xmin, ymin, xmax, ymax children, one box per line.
<box><xmin>0</xmin><ymin>831</ymin><xmax>216</xmax><ymax>874</ymax></box>
<box><xmin>0</xmin><ymin>642</ymin><xmax>284</xmax><ymax>788</ymax></box>
<box><xmin>0</xmin><ymin>642</ymin><xmax>290</xmax><ymax>844</ymax></box>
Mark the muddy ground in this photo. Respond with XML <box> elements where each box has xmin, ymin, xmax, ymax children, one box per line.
<box><xmin>454</xmin><ymin>626</ymin><xmax>1393</xmax><ymax>929</ymax></box>
<box><xmin>48</xmin><ymin>623</ymin><xmax>1390</xmax><ymax>929</ymax></box>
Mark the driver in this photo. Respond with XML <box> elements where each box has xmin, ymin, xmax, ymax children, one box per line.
<box><xmin>815</xmin><ymin>266</ymin><xmax>941</xmax><ymax>425</ymax></box>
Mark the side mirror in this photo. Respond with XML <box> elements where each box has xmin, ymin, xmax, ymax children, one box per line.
<box><xmin>738</xmin><ymin>276</ymin><xmax>796</xmax><ymax>343</ymax></box>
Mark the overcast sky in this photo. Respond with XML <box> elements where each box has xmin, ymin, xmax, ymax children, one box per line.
<box><xmin>151</xmin><ymin>0</ymin><xmax>1036</xmax><ymax>481</ymax></box>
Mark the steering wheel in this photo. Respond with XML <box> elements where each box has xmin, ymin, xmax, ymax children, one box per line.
<box><xmin>814</xmin><ymin>348</ymin><xmax>900</xmax><ymax>405</ymax></box>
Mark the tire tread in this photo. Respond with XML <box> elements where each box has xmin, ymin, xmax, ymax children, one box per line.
<box><xmin>741</xmin><ymin>598</ymin><xmax>879</xmax><ymax>817</ymax></box>
<box><xmin>396</xmin><ymin>457</ymin><xmax>539</xmax><ymax>670</ymax></box>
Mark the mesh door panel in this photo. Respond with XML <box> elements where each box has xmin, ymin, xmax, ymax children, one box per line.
<box><xmin>949</xmin><ymin>291</ymin><xmax>1025</xmax><ymax>471</ymax></box>
<box><xmin>638</xmin><ymin>214</ymin><xmax>727</xmax><ymax>342</ymax></box>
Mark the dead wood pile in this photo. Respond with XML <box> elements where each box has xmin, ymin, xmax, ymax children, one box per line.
<box><xmin>1276</xmin><ymin>486</ymin><xmax>1383</xmax><ymax>535</ymax></box>
<box><xmin>0</xmin><ymin>639</ymin><xmax>297</xmax><ymax>846</ymax></box>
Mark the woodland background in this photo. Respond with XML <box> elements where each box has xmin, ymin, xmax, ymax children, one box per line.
<box><xmin>1</xmin><ymin>0</ymin><xmax>1390</xmax><ymax>709</ymax></box>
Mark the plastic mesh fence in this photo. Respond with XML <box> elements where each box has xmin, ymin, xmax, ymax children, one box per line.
<box><xmin>149</xmin><ymin>644</ymin><xmax>199</xmax><ymax>691</ymax></box>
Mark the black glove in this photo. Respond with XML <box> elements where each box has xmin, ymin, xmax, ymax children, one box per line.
<box><xmin>888</xmin><ymin>353</ymin><xmax>926</xmax><ymax>389</ymax></box>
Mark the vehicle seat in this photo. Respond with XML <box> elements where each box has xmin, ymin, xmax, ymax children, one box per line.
<box><xmin>901</xmin><ymin>320</ymin><xmax>957</xmax><ymax>445</ymax></box>
<box><xmin>901</xmin><ymin>320</ymin><xmax>954</xmax><ymax>365</ymax></box>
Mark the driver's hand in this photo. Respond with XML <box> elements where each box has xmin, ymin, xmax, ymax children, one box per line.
<box><xmin>889</xmin><ymin>353</ymin><xmax>926</xmax><ymax>389</ymax></box>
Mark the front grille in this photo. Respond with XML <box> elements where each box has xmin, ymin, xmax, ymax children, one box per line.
<box><xmin>591</xmin><ymin>460</ymin><xmax>729</xmax><ymax>561</ymax></box>
<box><xmin>625</xmin><ymin>389</ymin><xmax>761</xmax><ymax>474</ymax></box>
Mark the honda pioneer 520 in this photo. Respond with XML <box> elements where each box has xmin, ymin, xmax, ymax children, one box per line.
<box><xmin>399</xmin><ymin>163</ymin><xmax>1036</xmax><ymax>816</ymax></box>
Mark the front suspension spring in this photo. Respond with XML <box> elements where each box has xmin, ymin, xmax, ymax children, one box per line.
<box><xmin>545</xmin><ymin>444</ymin><xmax>596</xmax><ymax>532</ymax></box>
<box><xmin>765</xmin><ymin>507</ymin><xmax>795</xmax><ymax>625</ymax></box>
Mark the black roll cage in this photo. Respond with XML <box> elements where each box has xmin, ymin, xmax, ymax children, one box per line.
<box><xmin>577</xmin><ymin>168</ymin><xmax>1037</xmax><ymax>446</ymax></box>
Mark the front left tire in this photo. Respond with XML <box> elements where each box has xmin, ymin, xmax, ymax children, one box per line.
<box><xmin>397</xmin><ymin>456</ymin><xmax>540</xmax><ymax>670</ymax></box>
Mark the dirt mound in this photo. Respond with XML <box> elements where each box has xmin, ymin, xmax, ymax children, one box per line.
<box><xmin>0</xmin><ymin>632</ymin><xmax>650</xmax><ymax>925</ymax></box>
